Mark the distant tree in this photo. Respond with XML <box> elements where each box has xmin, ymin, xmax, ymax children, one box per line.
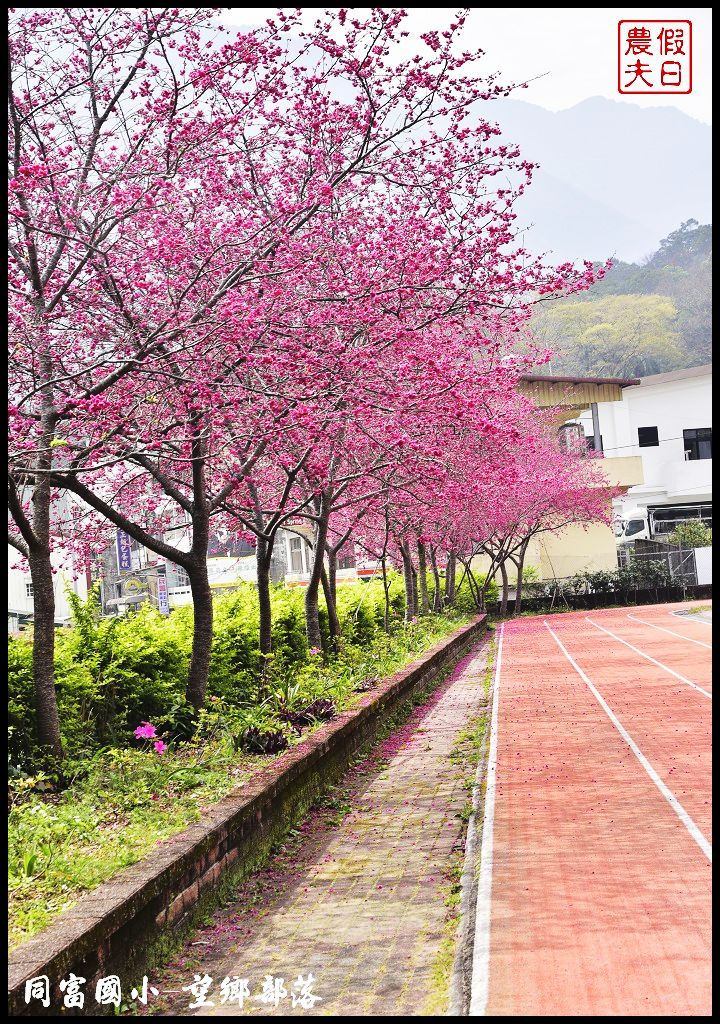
<box><xmin>564</xmin><ymin>220</ymin><xmax>712</xmax><ymax>368</ymax></box>
<box><xmin>533</xmin><ymin>294</ymin><xmax>684</xmax><ymax>378</ymax></box>
<box><xmin>654</xmin><ymin>220</ymin><xmax>712</xmax><ymax>268</ymax></box>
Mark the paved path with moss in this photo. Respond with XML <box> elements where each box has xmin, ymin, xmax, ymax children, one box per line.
<box><xmin>152</xmin><ymin>642</ymin><xmax>490</xmax><ymax>1017</ymax></box>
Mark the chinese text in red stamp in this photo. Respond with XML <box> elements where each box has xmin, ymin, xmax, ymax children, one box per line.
<box><xmin>618</xmin><ymin>20</ymin><xmax>692</xmax><ymax>95</ymax></box>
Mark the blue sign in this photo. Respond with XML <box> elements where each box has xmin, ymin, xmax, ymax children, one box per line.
<box><xmin>116</xmin><ymin>530</ymin><xmax>133</xmax><ymax>572</ymax></box>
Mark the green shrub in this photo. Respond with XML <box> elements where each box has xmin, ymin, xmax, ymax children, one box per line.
<box><xmin>7</xmin><ymin>574</ymin><xmax>419</xmax><ymax>765</ymax></box>
<box><xmin>453</xmin><ymin>573</ymin><xmax>498</xmax><ymax>612</ymax></box>
<box><xmin>669</xmin><ymin>521</ymin><xmax>712</xmax><ymax>548</ymax></box>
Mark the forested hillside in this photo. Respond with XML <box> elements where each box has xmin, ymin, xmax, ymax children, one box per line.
<box><xmin>533</xmin><ymin>221</ymin><xmax>711</xmax><ymax>378</ymax></box>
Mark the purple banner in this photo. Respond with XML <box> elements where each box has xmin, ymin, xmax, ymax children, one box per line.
<box><xmin>116</xmin><ymin>530</ymin><xmax>133</xmax><ymax>572</ymax></box>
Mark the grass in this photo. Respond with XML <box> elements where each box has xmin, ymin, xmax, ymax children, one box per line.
<box><xmin>8</xmin><ymin>744</ymin><xmax>266</xmax><ymax>947</ymax></box>
<box><xmin>8</xmin><ymin>610</ymin><xmax>470</xmax><ymax>948</ymax></box>
<box><xmin>426</xmin><ymin>636</ymin><xmax>495</xmax><ymax>1014</ymax></box>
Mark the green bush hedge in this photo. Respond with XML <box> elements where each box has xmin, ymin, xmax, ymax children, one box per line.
<box><xmin>8</xmin><ymin>574</ymin><xmax>414</xmax><ymax>769</ymax></box>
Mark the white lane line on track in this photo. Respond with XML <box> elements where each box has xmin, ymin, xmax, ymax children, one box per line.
<box><xmin>544</xmin><ymin>622</ymin><xmax>712</xmax><ymax>863</ymax></box>
<box><xmin>586</xmin><ymin>617</ymin><xmax>712</xmax><ymax>700</ymax></box>
<box><xmin>627</xmin><ymin>614</ymin><xmax>712</xmax><ymax>650</ymax></box>
<box><xmin>469</xmin><ymin>623</ymin><xmax>504</xmax><ymax>1017</ymax></box>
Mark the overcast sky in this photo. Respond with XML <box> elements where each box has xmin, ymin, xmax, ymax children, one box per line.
<box><xmin>226</xmin><ymin>7</ymin><xmax>712</xmax><ymax>125</ymax></box>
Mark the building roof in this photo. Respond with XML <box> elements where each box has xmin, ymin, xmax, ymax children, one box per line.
<box><xmin>520</xmin><ymin>373</ymin><xmax>640</xmax><ymax>387</ymax></box>
<box><xmin>518</xmin><ymin>374</ymin><xmax>639</xmax><ymax>412</ymax></box>
<box><xmin>635</xmin><ymin>363</ymin><xmax>712</xmax><ymax>386</ymax></box>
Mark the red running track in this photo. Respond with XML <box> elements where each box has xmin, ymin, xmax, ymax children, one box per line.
<box><xmin>630</xmin><ymin>602</ymin><xmax>713</xmax><ymax>650</ymax></box>
<box><xmin>480</xmin><ymin>601</ymin><xmax>712</xmax><ymax>1016</ymax></box>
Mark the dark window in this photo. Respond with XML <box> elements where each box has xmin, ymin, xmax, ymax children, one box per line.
<box><xmin>338</xmin><ymin>553</ymin><xmax>357</xmax><ymax>570</ymax></box>
<box><xmin>683</xmin><ymin>428</ymin><xmax>712</xmax><ymax>461</ymax></box>
<box><xmin>625</xmin><ymin>519</ymin><xmax>646</xmax><ymax>537</ymax></box>
<box><xmin>638</xmin><ymin>426</ymin><xmax>659</xmax><ymax>447</ymax></box>
<box><xmin>649</xmin><ymin>503</ymin><xmax>713</xmax><ymax>534</ymax></box>
<box><xmin>585</xmin><ymin>434</ymin><xmax>603</xmax><ymax>452</ymax></box>
<box><xmin>25</xmin><ymin>582</ymin><xmax>34</xmax><ymax>598</ymax></box>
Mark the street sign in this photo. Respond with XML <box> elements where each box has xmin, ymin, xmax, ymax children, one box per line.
<box><xmin>156</xmin><ymin>563</ymin><xmax>170</xmax><ymax>615</ymax></box>
<box><xmin>116</xmin><ymin>530</ymin><xmax>133</xmax><ymax>572</ymax></box>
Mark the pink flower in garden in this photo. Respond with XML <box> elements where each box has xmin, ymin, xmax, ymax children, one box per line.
<box><xmin>134</xmin><ymin>721</ymin><xmax>157</xmax><ymax>739</ymax></box>
<box><xmin>308</xmin><ymin>647</ymin><xmax>322</xmax><ymax>657</ymax></box>
<box><xmin>153</xmin><ymin>740</ymin><xmax>167</xmax><ymax>754</ymax></box>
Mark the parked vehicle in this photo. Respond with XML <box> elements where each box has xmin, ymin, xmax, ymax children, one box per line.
<box><xmin>614</xmin><ymin>502</ymin><xmax>712</xmax><ymax>546</ymax></box>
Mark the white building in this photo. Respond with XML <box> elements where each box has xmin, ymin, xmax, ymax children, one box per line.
<box><xmin>576</xmin><ymin>364</ymin><xmax>712</xmax><ymax>541</ymax></box>
<box><xmin>8</xmin><ymin>547</ymin><xmax>88</xmax><ymax>633</ymax></box>
<box><xmin>281</xmin><ymin>525</ymin><xmax>379</xmax><ymax>587</ymax></box>
<box><xmin>8</xmin><ymin>491</ymin><xmax>90</xmax><ymax>632</ymax></box>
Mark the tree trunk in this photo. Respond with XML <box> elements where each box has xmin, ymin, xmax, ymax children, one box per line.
<box><xmin>513</xmin><ymin>541</ymin><xmax>529</xmax><ymax>617</ymax></box>
<box><xmin>445</xmin><ymin>551</ymin><xmax>457</xmax><ymax>606</ymax></box>
<box><xmin>27</xmin><ymin>548</ymin><xmax>63</xmax><ymax>759</ymax></box>
<box><xmin>25</xmin><ymin>355</ymin><xmax>63</xmax><ymax>760</ymax></box>
<box><xmin>417</xmin><ymin>540</ymin><xmax>429</xmax><ymax>614</ymax></box>
<box><xmin>401</xmin><ymin>543</ymin><xmax>416</xmax><ymax>621</ymax></box>
<box><xmin>462</xmin><ymin>560</ymin><xmax>483</xmax><ymax>612</ymax></box>
<box><xmin>429</xmin><ymin>546</ymin><xmax>442</xmax><ymax>611</ymax></box>
<box><xmin>256</xmin><ymin>537</ymin><xmax>273</xmax><ymax>661</ymax></box>
<box><xmin>185</xmin><ymin>560</ymin><xmax>213</xmax><ymax>710</ymax></box>
<box><xmin>499</xmin><ymin>559</ymin><xmax>509</xmax><ymax>616</ymax></box>
<box><xmin>477</xmin><ymin>574</ymin><xmax>488</xmax><ymax>612</ymax></box>
<box><xmin>381</xmin><ymin>553</ymin><xmax>392</xmax><ymax>631</ymax></box>
<box><xmin>327</xmin><ymin>547</ymin><xmax>338</xmax><ymax>607</ymax></box>
<box><xmin>321</xmin><ymin>567</ymin><xmax>341</xmax><ymax>649</ymax></box>
<box><xmin>305</xmin><ymin>511</ymin><xmax>329</xmax><ymax>651</ymax></box>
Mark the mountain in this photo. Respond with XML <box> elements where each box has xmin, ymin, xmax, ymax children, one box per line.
<box><xmin>488</xmin><ymin>97</ymin><xmax>711</xmax><ymax>264</ymax></box>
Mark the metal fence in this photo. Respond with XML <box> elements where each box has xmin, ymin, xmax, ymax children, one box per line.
<box><xmin>512</xmin><ymin>546</ymin><xmax>699</xmax><ymax>611</ymax></box>
<box><xmin>618</xmin><ymin>543</ymin><xmax>698</xmax><ymax>586</ymax></box>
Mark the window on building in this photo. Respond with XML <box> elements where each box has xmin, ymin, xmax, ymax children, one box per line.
<box><xmin>683</xmin><ymin>427</ymin><xmax>712</xmax><ymax>461</ymax></box>
<box><xmin>338</xmin><ymin>553</ymin><xmax>357</xmax><ymax>570</ymax></box>
<box><xmin>25</xmin><ymin>582</ymin><xmax>34</xmax><ymax>598</ymax></box>
<box><xmin>585</xmin><ymin>434</ymin><xmax>603</xmax><ymax>453</ymax></box>
<box><xmin>289</xmin><ymin>536</ymin><xmax>305</xmax><ymax>573</ymax></box>
<box><xmin>637</xmin><ymin>426</ymin><xmax>659</xmax><ymax>447</ymax></box>
<box><xmin>170</xmin><ymin>566</ymin><xmax>190</xmax><ymax>588</ymax></box>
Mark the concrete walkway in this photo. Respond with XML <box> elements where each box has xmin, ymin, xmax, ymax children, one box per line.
<box><xmin>151</xmin><ymin>643</ymin><xmax>489</xmax><ymax>1017</ymax></box>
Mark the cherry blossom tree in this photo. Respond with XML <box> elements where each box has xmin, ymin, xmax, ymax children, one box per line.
<box><xmin>448</xmin><ymin>409</ymin><xmax>618</xmax><ymax>614</ymax></box>
<box><xmin>9</xmin><ymin>7</ymin><xmax>238</xmax><ymax>754</ymax></box>
<box><xmin>9</xmin><ymin>8</ymin><xmax>606</xmax><ymax>750</ymax></box>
